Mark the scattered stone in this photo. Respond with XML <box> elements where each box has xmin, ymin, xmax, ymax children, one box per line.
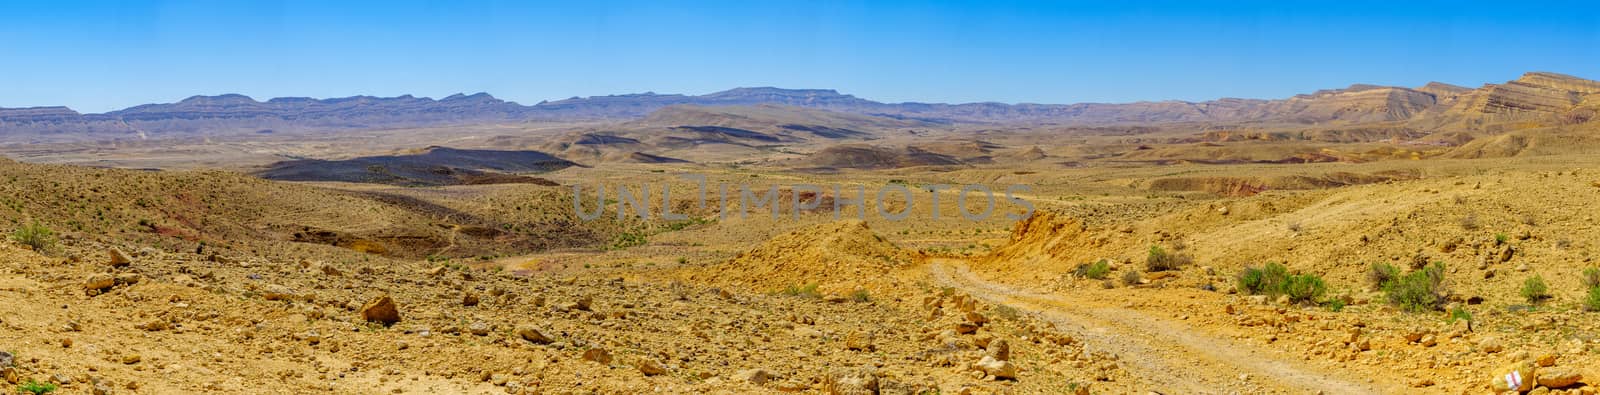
<box><xmin>1535</xmin><ymin>353</ymin><xmax>1558</xmax><ymax>367</ymax></box>
<box><xmin>823</xmin><ymin>367</ymin><xmax>878</xmax><ymax>394</ymax></box>
<box><xmin>262</xmin><ymin>285</ymin><xmax>297</xmax><ymax>301</ymax></box>
<box><xmin>845</xmin><ymin>331</ymin><xmax>874</xmax><ymax>351</ymax></box>
<box><xmin>85</xmin><ymin>273</ymin><xmax>116</xmax><ymax>291</ymax></box>
<box><xmin>965</xmin><ymin>311</ymin><xmax>988</xmax><ymax>325</ymax></box>
<box><xmin>634</xmin><ymin>358</ymin><xmax>667</xmax><ymax>376</ymax></box>
<box><xmin>108</xmin><ymin>248</ymin><xmax>133</xmax><ymax>267</ymax></box>
<box><xmin>975</xmin><ymin>355</ymin><xmax>1017</xmax><ymax>380</ymax></box>
<box><xmin>462</xmin><ymin>293</ymin><xmax>480</xmax><ymax>307</ymax></box>
<box><xmin>469</xmin><ymin>321</ymin><xmax>491</xmax><ymax>336</ymax></box>
<box><xmin>122</xmin><ymin>354</ymin><xmax>141</xmax><ymax>364</ymax></box>
<box><xmin>135</xmin><ymin>320</ymin><xmax>169</xmax><ymax>331</ymax></box>
<box><xmin>359</xmin><ymin>295</ymin><xmax>402</xmax><ymax>325</ymax></box>
<box><xmin>582</xmin><ymin>348</ymin><xmax>612</xmax><ymax>364</ymax></box>
<box><xmin>734</xmin><ymin>368</ymin><xmax>776</xmax><ymax>385</ymax></box>
<box><xmin>954</xmin><ymin>322</ymin><xmax>979</xmax><ymax>335</ymax></box>
<box><xmin>515</xmin><ymin>325</ymin><xmax>553</xmax><ymax>344</ymax></box>
<box><xmin>1479</xmin><ymin>337</ymin><xmax>1504</xmax><ymax>353</ymax></box>
<box><xmin>987</xmin><ymin>339</ymin><xmax>1011</xmax><ymax>361</ymax></box>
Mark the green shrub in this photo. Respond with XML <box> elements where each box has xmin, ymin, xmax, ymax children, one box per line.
<box><xmin>1145</xmin><ymin>245</ymin><xmax>1192</xmax><ymax>272</ymax></box>
<box><xmin>1237</xmin><ymin>267</ymin><xmax>1265</xmax><ymax>295</ymax></box>
<box><xmin>1238</xmin><ymin>263</ymin><xmax>1325</xmax><ymax>304</ymax></box>
<box><xmin>1367</xmin><ymin>262</ymin><xmax>1399</xmax><ymax>291</ymax></box>
<box><xmin>1282</xmin><ymin>274</ymin><xmax>1327</xmax><ymax>304</ymax></box>
<box><xmin>19</xmin><ymin>379</ymin><xmax>58</xmax><ymax>395</ymax></box>
<box><xmin>1078</xmin><ymin>259</ymin><xmax>1111</xmax><ymax>280</ymax></box>
<box><xmin>11</xmin><ymin>221</ymin><xmax>54</xmax><ymax>253</ymax></box>
<box><xmin>1521</xmin><ymin>276</ymin><xmax>1550</xmax><ymax>304</ymax></box>
<box><xmin>1585</xmin><ymin>287</ymin><xmax>1600</xmax><ymax>312</ymax></box>
<box><xmin>1583</xmin><ymin>267</ymin><xmax>1600</xmax><ymax>288</ymax></box>
<box><xmin>1238</xmin><ymin>262</ymin><xmax>1291</xmax><ymax>296</ymax></box>
<box><xmin>1384</xmin><ymin>262</ymin><xmax>1447</xmax><ymax>312</ymax></box>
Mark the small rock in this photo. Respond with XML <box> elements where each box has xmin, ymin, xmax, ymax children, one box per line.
<box><xmin>634</xmin><ymin>358</ymin><xmax>667</xmax><ymax>376</ymax></box>
<box><xmin>582</xmin><ymin>348</ymin><xmax>612</xmax><ymax>364</ymax></box>
<box><xmin>359</xmin><ymin>295</ymin><xmax>402</xmax><ymax>325</ymax></box>
<box><xmin>824</xmin><ymin>367</ymin><xmax>878</xmax><ymax>394</ymax></box>
<box><xmin>986</xmin><ymin>339</ymin><xmax>1011</xmax><ymax>361</ymax></box>
<box><xmin>975</xmin><ymin>355</ymin><xmax>1017</xmax><ymax>380</ymax></box>
<box><xmin>262</xmin><ymin>285</ymin><xmax>298</xmax><ymax>301</ymax></box>
<box><xmin>965</xmin><ymin>311</ymin><xmax>988</xmax><ymax>325</ymax></box>
<box><xmin>515</xmin><ymin>325</ymin><xmax>553</xmax><ymax>344</ymax></box>
<box><xmin>1479</xmin><ymin>337</ymin><xmax>1504</xmax><ymax>353</ymax></box>
<box><xmin>462</xmin><ymin>293</ymin><xmax>480</xmax><ymax>307</ymax></box>
<box><xmin>108</xmin><ymin>248</ymin><xmax>133</xmax><ymax>267</ymax></box>
<box><xmin>122</xmin><ymin>354</ymin><xmax>141</xmax><ymax>364</ymax></box>
<box><xmin>1535</xmin><ymin>353</ymin><xmax>1558</xmax><ymax>367</ymax></box>
<box><xmin>734</xmin><ymin>368</ymin><xmax>776</xmax><ymax>385</ymax></box>
<box><xmin>469</xmin><ymin>321</ymin><xmax>491</xmax><ymax>336</ymax></box>
<box><xmin>85</xmin><ymin>273</ymin><xmax>116</xmax><ymax>291</ymax></box>
<box><xmin>844</xmin><ymin>331</ymin><xmax>874</xmax><ymax>351</ymax></box>
<box><xmin>954</xmin><ymin>322</ymin><xmax>979</xmax><ymax>335</ymax></box>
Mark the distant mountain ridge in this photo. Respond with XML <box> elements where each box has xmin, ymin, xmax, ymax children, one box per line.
<box><xmin>2</xmin><ymin>71</ymin><xmax>1597</xmax><ymax>141</ymax></box>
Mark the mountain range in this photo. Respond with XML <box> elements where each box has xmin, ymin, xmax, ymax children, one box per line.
<box><xmin>2</xmin><ymin>72</ymin><xmax>1597</xmax><ymax>141</ymax></box>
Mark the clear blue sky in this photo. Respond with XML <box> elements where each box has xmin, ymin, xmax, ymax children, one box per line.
<box><xmin>2</xmin><ymin>0</ymin><xmax>1597</xmax><ymax>112</ymax></box>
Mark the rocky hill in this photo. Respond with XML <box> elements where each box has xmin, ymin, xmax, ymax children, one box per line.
<box><xmin>4</xmin><ymin>72</ymin><xmax>1598</xmax><ymax>142</ymax></box>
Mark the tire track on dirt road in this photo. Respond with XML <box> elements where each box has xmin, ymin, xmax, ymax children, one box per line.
<box><xmin>929</xmin><ymin>259</ymin><xmax>1385</xmax><ymax>394</ymax></box>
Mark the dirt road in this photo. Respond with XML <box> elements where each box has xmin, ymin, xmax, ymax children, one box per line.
<box><xmin>928</xmin><ymin>259</ymin><xmax>1389</xmax><ymax>394</ymax></box>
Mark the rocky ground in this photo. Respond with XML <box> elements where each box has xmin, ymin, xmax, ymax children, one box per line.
<box><xmin>0</xmin><ymin>232</ymin><xmax>1135</xmax><ymax>394</ymax></box>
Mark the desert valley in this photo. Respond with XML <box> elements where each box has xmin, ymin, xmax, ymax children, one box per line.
<box><xmin>3</xmin><ymin>71</ymin><xmax>1600</xmax><ymax>394</ymax></box>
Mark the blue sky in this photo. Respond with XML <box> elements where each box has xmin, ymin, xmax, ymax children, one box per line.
<box><xmin>1</xmin><ymin>0</ymin><xmax>1597</xmax><ymax>112</ymax></box>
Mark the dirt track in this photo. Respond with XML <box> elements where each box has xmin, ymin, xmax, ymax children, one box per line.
<box><xmin>928</xmin><ymin>259</ymin><xmax>1389</xmax><ymax>394</ymax></box>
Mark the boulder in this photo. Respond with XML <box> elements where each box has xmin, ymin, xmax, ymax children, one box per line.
<box><xmin>1537</xmin><ymin>368</ymin><xmax>1583</xmax><ymax>389</ymax></box>
<box><xmin>1491</xmin><ymin>361</ymin><xmax>1537</xmax><ymax>393</ymax></box>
